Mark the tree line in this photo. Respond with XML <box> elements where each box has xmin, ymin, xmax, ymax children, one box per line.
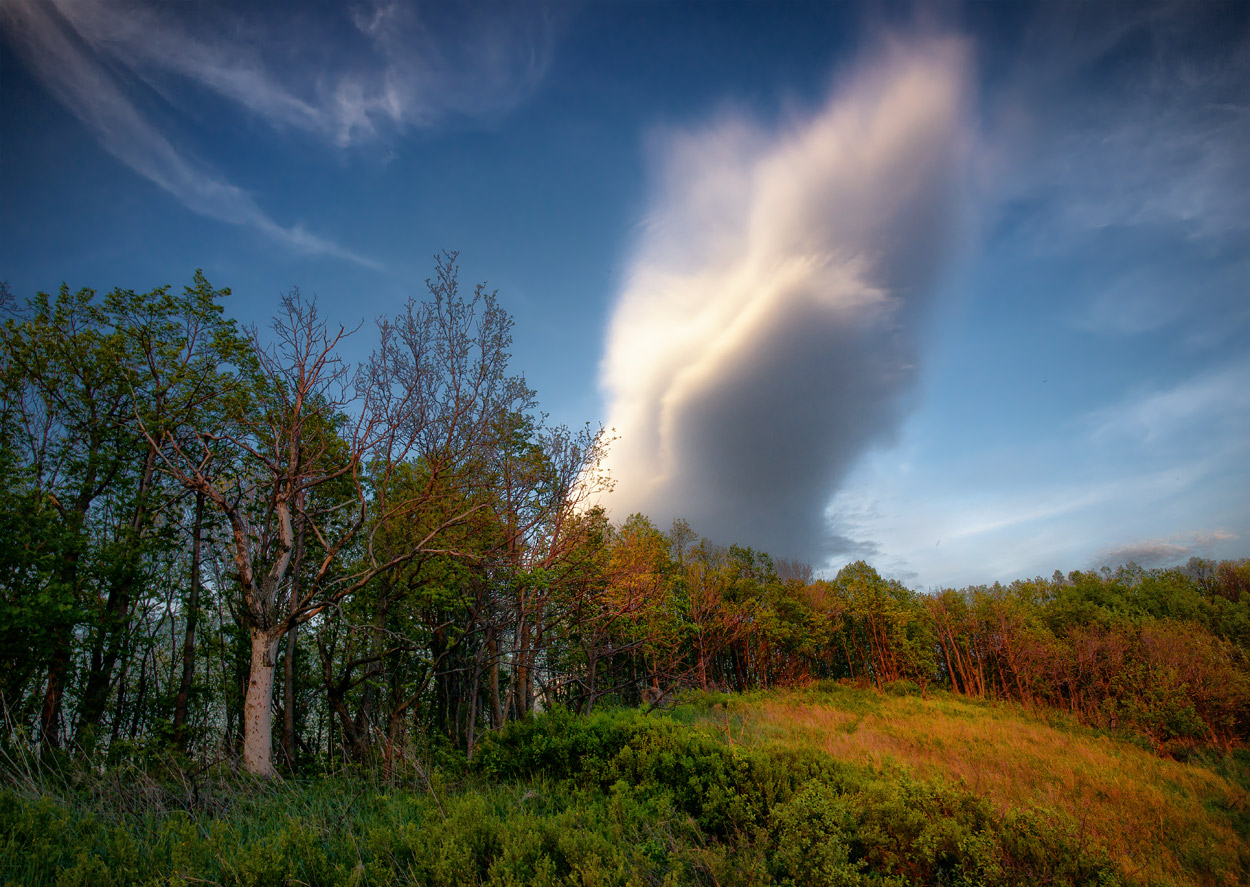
<box><xmin>1</xmin><ymin>264</ymin><xmax>1247</xmax><ymax>777</ymax></box>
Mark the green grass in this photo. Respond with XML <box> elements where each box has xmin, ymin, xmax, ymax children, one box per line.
<box><xmin>1</xmin><ymin>688</ymin><xmax>1245</xmax><ymax>886</ymax></box>
<box><xmin>672</xmin><ymin>683</ymin><xmax>1249</xmax><ymax>887</ymax></box>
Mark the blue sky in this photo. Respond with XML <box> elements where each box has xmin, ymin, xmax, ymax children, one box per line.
<box><xmin>2</xmin><ymin>0</ymin><xmax>1247</xmax><ymax>587</ymax></box>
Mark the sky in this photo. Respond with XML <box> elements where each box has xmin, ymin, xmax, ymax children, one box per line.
<box><xmin>2</xmin><ymin>0</ymin><xmax>1247</xmax><ymax>588</ymax></box>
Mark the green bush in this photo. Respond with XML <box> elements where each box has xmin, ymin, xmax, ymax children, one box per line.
<box><xmin>474</xmin><ymin>706</ymin><xmax>644</xmax><ymax>783</ymax></box>
<box><xmin>0</xmin><ymin>707</ymin><xmax>1133</xmax><ymax>887</ymax></box>
<box><xmin>768</xmin><ymin>780</ymin><xmax>862</xmax><ymax>886</ymax></box>
<box><xmin>883</xmin><ymin>680</ymin><xmax>922</xmax><ymax>698</ymax></box>
<box><xmin>475</xmin><ymin>707</ymin><xmax>1125</xmax><ymax>886</ymax></box>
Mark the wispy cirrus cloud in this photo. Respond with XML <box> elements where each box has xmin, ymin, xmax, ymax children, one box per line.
<box><xmin>826</xmin><ymin>447</ymin><xmax>1238</xmax><ymax>587</ymax></box>
<box><xmin>985</xmin><ymin>2</ymin><xmax>1250</xmax><ymax>249</ymax></box>
<box><xmin>821</xmin><ymin>357</ymin><xmax>1250</xmax><ymax>586</ymax></box>
<box><xmin>27</xmin><ymin>0</ymin><xmax>555</xmax><ymax>147</ymax></box>
<box><xmin>970</xmin><ymin>3</ymin><xmax>1250</xmax><ymax>356</ymax></box>
<box><xmin>1</xmin><ymin>0</ymin><xmax>554</xmax><ymax>260</ymax></box>
<box><xmin>1087</xmin><ymin>362</ymin><xmax>1250</xmax><ymax>447</ymax></box>
<box><xmin>599</xmin><ymin>36</ymin><xmax>973</xmax><ymax>560</ymax></box>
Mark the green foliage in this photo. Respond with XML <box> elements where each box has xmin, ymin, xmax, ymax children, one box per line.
<box><xmin>767</xmin><ymin>779</ymin><xmax>861</xmax><ymax>886</ymax></box>
<box><xmin>15</xmin><ymin>697</ymin><xmax>1245</xmax><ymax>886</ymax></box>
<box><xmin>475</xmin><ymin>706</ymin><xmax>647</xmax><ymax>783</ymax></box>
<box><xmin>476</xmin><ymin>707</ymin><xmax>1125</xmax><ymax>886</ymax></box>
<box><xmin>1</xmin><ymin>269</ymin><xmax>1246</xmax><ymax>885</ymax></box>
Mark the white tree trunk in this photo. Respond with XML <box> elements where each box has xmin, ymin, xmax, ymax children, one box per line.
<box><xmin>243</xmin><ymin>629</ymin><xmax>281</xmax><ymax>777</ymax></box>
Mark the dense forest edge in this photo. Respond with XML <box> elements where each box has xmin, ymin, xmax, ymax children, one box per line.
<box><xmin>1</xmin><ymin>266</ymin><xmax>1247</xmax><ymax>885</ymax></box>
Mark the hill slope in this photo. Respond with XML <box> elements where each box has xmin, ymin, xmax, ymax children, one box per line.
<box><xmin>2</xmin><ymin>686</ymin><xmax>1245</xmax><ymax>886</ymax></box>
<box><xmin>674</xmin><ymin>684</ymin><xmax>1248</xmax><ymax>886</ymax></box>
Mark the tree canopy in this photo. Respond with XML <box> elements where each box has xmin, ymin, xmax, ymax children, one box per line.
<box><xmin>1</xmin><ymin>264</ymin><xmax>1246</xmax><ymax>777</ymax></box>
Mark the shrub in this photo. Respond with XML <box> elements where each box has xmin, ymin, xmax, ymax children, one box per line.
<box><xmin>0</xmin><ymin>705</ymin><xmax>1139</xmax><ymax>887</ymax></box>
<box><xmin>768</xmin><ymin>780</ymin><xmax>862</xmax><ymax>886</ymax></box>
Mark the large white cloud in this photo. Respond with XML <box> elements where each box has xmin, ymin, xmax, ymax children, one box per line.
<box><xmin>600</xmin><ymin>37</ymin><xmax>974</xmax><ymax>560</ymax></box>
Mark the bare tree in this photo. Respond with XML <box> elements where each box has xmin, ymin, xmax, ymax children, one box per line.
<box><xmin>140</xmin><ymin>253</ymin><xmax>536</xmax><ymax>775</ymax></box>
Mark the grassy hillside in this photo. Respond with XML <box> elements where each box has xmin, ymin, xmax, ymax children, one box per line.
<box><xmin>673</xmin><ymin>684</ymin><xmax>1249</xmax><ymax>887</ymax></box>
<box><xmin>2</xmin><ymin>686</ymin><xmax>1245</xmax><ymax>886</ymax></box>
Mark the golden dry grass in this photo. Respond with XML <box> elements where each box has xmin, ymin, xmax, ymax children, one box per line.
<box><xmin>683</xmin><ymin>687</ymin><xmax>1248</xmax><ymax>887</ymax></box>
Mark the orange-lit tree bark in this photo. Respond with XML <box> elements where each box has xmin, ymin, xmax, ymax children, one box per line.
<box><xmin>495</xmin><ymin>421</ymin><xmax>611</xmax><ymax>721</ymax></box>
<box><xmin>571</xmin><ymin>512</ymin><xmax>668</xmax><ymax>712</ymax></box>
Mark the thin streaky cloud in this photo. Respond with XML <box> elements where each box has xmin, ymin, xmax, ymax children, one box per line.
<box><xmin>1</xmin><ymin>0</ymin><xmax>381</xmax><ymax>267</ymax></box>
<box><xmin>824</xmin><ymin>432</ymin><xmax>1242</xmax><ymax>587</ymax></box>
<box><xmin>36</xmin><ymin>0</ymin><xmax>555</xmax><ymax>148</ymax></box>
<box><xmin>3</xmin><ymin>0</ymin><xmax>553</xmax><ymax>262</ymax></box>
<box><xmin>1087</xmin><ymin>362</ymin><xmax>1250</xmax><ymax>446</ymax></box>
<box><xmin>984</xmin><ymin>1</ymin><xmax>1250</xmax><ymax>249</ymax></box>
<box><xmin>44</xmin><ymin>0</ymin><xmax>327</xmax><ymax>137</ymax></box>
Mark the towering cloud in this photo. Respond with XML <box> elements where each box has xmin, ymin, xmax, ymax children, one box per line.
<box><xmin>600</xmin><ymin>37</ymin><xmax>973</xmax><ymax>560</ymax></box>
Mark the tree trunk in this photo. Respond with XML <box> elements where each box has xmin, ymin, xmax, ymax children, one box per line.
<box><xmin>384</xmin><ymin>707</ymin><xmax>407</xmax><ymax>779</ymax></box>
<box><xmin>697</xmin><ymin>632</ymin><xmax>709</xmax><ymax>691</ymax></box>
<box><xmin>282</xmin><ymin>504</ymin><xmax>306</xmax><ymax>769</ymax></box>
<box><xmin>465</xmin><ymin>656</ymin><xmax>481</xmax><ymax>759</ymax></box>
<box><xmin>487</xmin><ymin>631</ymin><xmax>502</xmax><ymax>729</ymax></box>
<box><xmin>517</xmin><ymin>619</ymin><xmax>532</xmax><ymax>717</ymax></box>
<box><xmin>841</xmin><ymin>633</ymin><xmax>856</xmax><ymax>679</ymax></box>
<box><xmin>77</xmin><ymin>449</ymin><xmax>157</xmax><ymax>748</ymax></box>
<box><xmin>109</xmin><ymin>647</ymin><xmax>131</xmax><ymax>749</ymax></box>
<box><xmin>173</xmin><ymin>492</ymin><xmax>204</xmax><ymax>748</ymax></box>
<box><xmin>587</xmin><ymin>652</ymin><xmax>598</xmax><ymax>714</ymax></box>
<box><xmin>39</xmin><ymin>637</ymin><xmax>70</xmax><ymax>750</ymax></box>
<box><xmin>128</xmin><ymin>646</ymin><xmax>150</xmax><ymax>741</ymax></box>
<box><xmin>43</xmin><ymin>500</ymin><xmax>89</xmax><ymax>751</ymax></box>
<box><xmin>327</xmin><ymin>683</ymin><xmax>361</xmax><ymax>761</ymax></box>
<box><xmin>243</xmin><ymin>628</ymin><xmax>282</xmax><ymax>777</ymax></box>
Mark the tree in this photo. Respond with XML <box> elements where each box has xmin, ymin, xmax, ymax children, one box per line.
<box><xmin>835</xmin><ymin>561</ymin><xmax>935</xmax><ymax>689</ymax></box>
<box><xmin>570</xmin><ymin>511</ymin><xmax>664</xmax><ymax>712</ymax></box>
<box><xmin>140</xmin><ymin>254</ymin><xmax>537</xmax><ymax>775</ymax></box>
<box><xmin>481</xmin><ymin>411</ymin><xmax>612</xmax><ymax>723</ymax></box>
<box><xmin>0</xmin><ymin>274</ymin><xmax>244</xmax><ymax>751</ymax></box>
